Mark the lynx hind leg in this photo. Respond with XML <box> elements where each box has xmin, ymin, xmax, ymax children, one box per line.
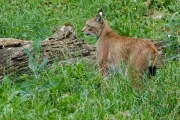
<box><xmin>127</xmin><ymin>56</ymin><xmax>150</xmax><ymax>88</ymax></box>
<box><xmin>126</xmin><ymin>66</ymin><xmax>144</xmax><ymax>89</ymax></box>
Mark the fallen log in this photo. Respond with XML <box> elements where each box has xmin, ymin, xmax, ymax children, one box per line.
<box><xmin>0</xmin><ymin>24</ymin><xmax>92</xmax><ymax>80</ymax></box>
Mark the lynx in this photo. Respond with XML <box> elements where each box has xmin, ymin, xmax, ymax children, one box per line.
<box><xmin>82</xmin><ymin>9</ymin><xmax>158</xmax><ymax>84</ymax></box>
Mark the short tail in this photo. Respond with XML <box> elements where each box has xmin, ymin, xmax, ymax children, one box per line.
<box><xmin>148</xmin><ymin>66</ymin><xmax>157</xmax><ymax>76</ymax></box>
<box><xmin>148</xmin><ymin>49</ymin><xmax>159</xmax><ymax>77</ymax></box>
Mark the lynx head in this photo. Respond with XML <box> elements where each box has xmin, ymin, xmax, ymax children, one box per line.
<box><xmin>82</xmin><ymin>9</ymin><xmax>104</xmax><ymax>38</ymax></box>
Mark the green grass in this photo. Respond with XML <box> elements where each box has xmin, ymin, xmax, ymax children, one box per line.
<box><xmin>0</xmin><ymin>0</ymin><xmax>180</xmax><ymax>119</ymax></box>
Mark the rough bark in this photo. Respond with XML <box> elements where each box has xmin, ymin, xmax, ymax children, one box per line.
<box><xmin>0</xmin><ymin>24</ymin><xmax>165</xmax><ymax>81</ymax></box>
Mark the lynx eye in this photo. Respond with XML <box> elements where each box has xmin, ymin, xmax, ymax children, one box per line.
<box><xmin>86</xmin><ymin>24</ymin><xmax>90</xmax><ymax>27</ymax></box>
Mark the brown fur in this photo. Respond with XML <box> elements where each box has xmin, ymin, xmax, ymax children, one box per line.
<box><xmin>82</xmin><ymin>9</ymin><xmax>158</xmax><ymax>84</ymax></box>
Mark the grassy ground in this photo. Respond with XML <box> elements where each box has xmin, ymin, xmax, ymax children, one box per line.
<box><xmin>0</xmin><ymin>0</ymin><xmax>180</xmax><ymax>119</ymax></box>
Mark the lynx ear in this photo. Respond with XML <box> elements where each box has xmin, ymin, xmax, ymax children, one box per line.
<box><xmin>94</xmin><ymin>9</ymin><xmax>103</xmax><ymax>23</ymax></box>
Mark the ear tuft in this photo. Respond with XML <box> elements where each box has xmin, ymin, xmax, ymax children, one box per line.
<box><xmin>98</xmin><ymin>9</ymin><xmax>103</xmax><ymax>17</ymax></box>
<box><xmin>98</xmin><ymin>9</ymin><xmax>103</xmax><ymax>13</ymax></box>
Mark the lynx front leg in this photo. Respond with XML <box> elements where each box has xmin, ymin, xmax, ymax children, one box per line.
<box><xmin>98</xmin><ymin>60</ymin><xmax>109</xmax><ymax>78</ymax></box>
<box><xmin>98</xmin><ymin>61</ymin><xmax>109</xmax><ymax>92</ymax></box>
